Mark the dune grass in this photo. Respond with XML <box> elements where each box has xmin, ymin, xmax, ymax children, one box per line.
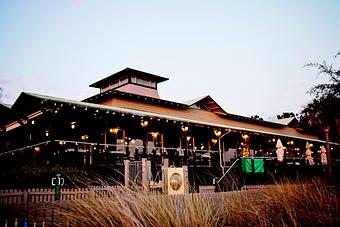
<box><xmin>56</xmin><ymin>178</ymin><xmax>339</xmax><ymax>226</ymax></box>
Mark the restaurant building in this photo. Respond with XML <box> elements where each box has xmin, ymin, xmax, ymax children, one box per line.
<box><xmin>0</xmin><ymin>68</ymin><xmax>337</xmax><ymax>185</ymax></box>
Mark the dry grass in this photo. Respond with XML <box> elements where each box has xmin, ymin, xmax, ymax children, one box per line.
<box><xmin>56</xmin><ymin>179</ymin><xmax>339</xmax><ymax>226</ymax></box>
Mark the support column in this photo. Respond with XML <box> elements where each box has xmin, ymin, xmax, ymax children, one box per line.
<box><xmin>89</xmin><ymin>144</ymin><xmax>93</xmax><ymax>166</ymax></box>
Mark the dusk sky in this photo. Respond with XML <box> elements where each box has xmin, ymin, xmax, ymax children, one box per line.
<box><xmin>1</xmin><ymin>1</ymin><xmax>339</xmax><ymax>119</ymax></box>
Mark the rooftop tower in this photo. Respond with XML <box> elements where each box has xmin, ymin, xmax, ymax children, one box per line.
<box><xmin>89</xmin><ymin>68</ymin><xmax>169</xmax><ymax>99</ymax></box>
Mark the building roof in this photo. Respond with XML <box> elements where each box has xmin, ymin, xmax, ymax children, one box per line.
<box><xmin>273</xmin><ymin>117</ymin><xmax>296</xmax><ymax>126</ymax></box>
<box><xmin>83</xmin><ymin>89</ymin><xmax>189</xmax><ymax>109</ymax></box>
<box><xmin>184</xmin><ymin>95</ymin><xmax>228</xmax><ymax>116</ymax></box>
<box><xmin>89</xmin><ymin>68</ymin><xmax>169</xmax><ymax>88</ymax></box>
<box><xmin>6</xmin><ymin>92</ymin><xmax>334</xmax><ymax>144</ymax></box>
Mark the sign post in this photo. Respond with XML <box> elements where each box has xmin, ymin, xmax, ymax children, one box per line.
<box><xmin>51</xmin><ymin>173</ymin><xmax>64</xmax><ymax>201</ymax></box>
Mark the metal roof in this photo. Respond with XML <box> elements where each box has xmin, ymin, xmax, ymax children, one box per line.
<box><xmin>89</xmin><ymin>68</ymin><xmax>169</xmax><ymax>88</ymax></box>
<box><xmin>10</xmin><ymin>92</ymin><xmax>337</xmax><ymax>145</ymax></box>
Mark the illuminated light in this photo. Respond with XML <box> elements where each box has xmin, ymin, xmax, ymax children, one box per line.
<box><xmin>297</xmin><ymin>153</ymin><xmax>300</xmax><ymax>155</ymax></box>
<box><xmin>211</xmin><ymin>139</ymin><xmax>217</xmax><ymax>144</ymax></box>
<box><xmin>94</xmin><ymin>146</ymin><xmax>97</xmax><ymax>150</ymax></box>
<box><xmin>309</xmin><ymin>143</ymin><xmax>314</xmax><ymax>148</ymax></box>
<box><xmin>331</xmin><ymin>147</ymin><xmax>334</xmax><ymax>150</ymax></box>
<box><xmin>214</xmin><ymin>129</ymin><xmax>222</xmax><ymax>137</ymax></box>
<box><xmin>109</xmin><ymin>128</ymin><xmax>119</xmax><ymax>134</ymax></box>
<box><xmin>124</xmin><ymin>142</ymin><xmax>128</xmax><ymax>145</ymax></box>
<box><xmin>106</xmin><ymin>110</ymin><xmax>109</xmax><ymax>114</ymax></box>
<box><xmin>34</xmin><ymin>147</ymin><xmax>41</xmax><ymax>152</ymax></box>
<box><xmin>201</xmin><ymin>145</ymin><xmax>205</xmax><ymax>150</ymax></box>
<box><xmin>181</xmin><ymin>126</ymin><xmax>189</xmax><ymax>133</ymax></box>
<box><xmin>121</xmin><ymin>113</ymin><xmax>124</xmax><ymax>116</ymax></box>
<box><xmin>55</xmin><ymin>110</ymin><xmax>58</xmax><ymax>114</ymax></box>
<box><xmin>59</xmin><ymin>141</ymin><xmax>65</xmax><ymax>145</ymax></box>
<box><xmin>81</xmin><ymin>135</ymin><xmax>89</xmax><ymax>140</ymax></box>
<box><xmin>73</xmin><ymin>106</ymin><xmax>76</xmax><ymax>109</ymax></box>
<box><xmin>31</xmin><ymin>120</ymin><xmax>35</xmax><ymax>125</ymax></box>
<box><xmin>96</xmin><ymin>109</ymin><xmax>99</xmax><ymax>113</ymax></box>
<box><xmin>85</xmin><ymin>107</ymin><xmax>88</xmax><ymax>111</ymax></box>
<box><xmin>283</xmin><ymin>147</ymin><xmax>286</xmax><ymax>150</ymax></box>
<box><xmin>194</xmin><ymin>147</ymin><xmax>197</xmax><ymax>150</ymax></box>
<box><xmin>151</xmin><ymin>132</ymin><xmax>158</xmax><ymax>138</ymax></box>
<box><xmin>140</xmin><ymin>120</ymin><xmax>149</xmax><ymax>128</ymax></box>
<box><xmin>242</xmin><ymin>134</ymin><xmax>249</xmax><ymax>140</ymax></box>
<box><xmin>70</xmin><ymin>121</ymin><xmax>76</xmax><ymax>129</ymax></box>
<box><xmin>131</xmin><ymin>140</ymin><xmax>135</xmax><ymax>144</ymax></box>
<box><xmin>186</xmin><ymin>136</ymin><xmax>191</xmax><ymax>142</ymax></box>
<box><xmin>272</xmin><ymin>138</ymin><xmax>276</xmax><ymax>142</ymax></box>
<box><xmin>45</xmin><ymin>130</ymin><xmax>49</xmax><ymax>137</ymax></box>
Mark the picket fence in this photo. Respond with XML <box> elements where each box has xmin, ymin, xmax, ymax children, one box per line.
<box><xmin>0</xmin><ymin>186</ymin><xmax>117</xmax><ymax>206</ymax></box>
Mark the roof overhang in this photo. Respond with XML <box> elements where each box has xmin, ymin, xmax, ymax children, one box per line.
<box><xmin>7</xmin><ymin>92</ymin><xmax>337</xmax><ymax>145</ymax></box>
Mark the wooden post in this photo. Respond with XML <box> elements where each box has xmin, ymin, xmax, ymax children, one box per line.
<box><xmin>83</xmin><ymin>144</ymin><xmax>87</xmax><ymax>165</ymax></box>
<box><xmin>142</xmin><ymin>158</ymin><xmax>150</xmax><ymax>190</ymax></box>
<box><xmin>183</xmin><ymin>165</ymin><xmax>189</xmax><ymax>194</ymax></box>
<box><xmin>124</xmin><ymin>159</ymin><xmax>130</xmax><ymax>187</ymax></box>
<box><xmin>104</xmin><ymin>130</ymin><xmax>107</xmax><ymax>151</ymax></box>
<box><xmin>208</xmin><ymin>139</ymin><xmax>211</xmax><ymax>166</ymax></box>
<box><xmin>179</xmin><ymin>137</ymin><xmax>182</xmax><ymax>154</ymax></box>
<box><xmin>163</xmin><ymin>158</ymin><xmax>169</xmax><ymax>194</ymax></box>
<box><xmin>89</xmin><ymin>144</ymin><xmax>93</xmax><ymax>166</ymax></box>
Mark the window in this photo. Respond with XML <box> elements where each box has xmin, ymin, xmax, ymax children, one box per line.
<box><xmin>119</xmin><ymin>77</ymin><xmax>128</xmax><ymax>86</ymax></box>
<box><xmin>150</xmin><ymin>81</ymin><xmax>156</xmax><ymax>88</ymax></box>
<box><xmin>111</xmin><ymin>81</ymin><xmax>119</xmax><ymax>89</ymax></box>
<box><xmin>131</xmin><ymin>76</ymin><xmax>137</xmax><ymax>83</ymax></box>
<box><xmin>101</xmin><ymin>85</ymin><xmax>110</xmax><ymax>93</ymax></box>
<box><xmin>136</xmin><ymin>78</ymin><xmax>149</xmax><ymax>86</ymax></box>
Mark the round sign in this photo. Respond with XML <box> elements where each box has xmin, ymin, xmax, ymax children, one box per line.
<box><xmin>170</xmin><ymin>173</ymin><xmax>182</xmax><ymax>191</ymax></box>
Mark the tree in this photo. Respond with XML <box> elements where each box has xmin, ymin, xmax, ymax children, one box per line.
<box><xmin>300</xmin><ymin>96</ymin><xmax>338</xmax><ymax>177</ymax></box>
<box><xmin>306</xmin><ymin>53</ymin><xmax>340</xmax><ymax>99</ymax></box>
<box><xmin>303</xmin><ymin>52</ymin><xmax>340</xmax><ymax>177</ymax></box>
<box><xmin>276</xmin><ymin>112</ymin><xmax>296</xmax><ymax>120</ymax></box>
<box><xmin>0</xmin><ymin>87</ymin><xmax>3</xmax><ymax>103</ymax></box>
<box><xmin>250</xmin><ymin>115</ymin><xmax>263</xmax><ymax>121</ymax></box>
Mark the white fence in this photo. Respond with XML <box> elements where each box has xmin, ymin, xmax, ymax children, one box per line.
<box><xmin>0</xmin><ymin>186</ymin><xmax>117</xmax><ymax>206</ymax></box>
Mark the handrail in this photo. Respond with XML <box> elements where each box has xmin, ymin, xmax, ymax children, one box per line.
<box><xmin>217</xmin><ymin>158</ymin><xmax>240</xmax><ymax>184</ymax></box>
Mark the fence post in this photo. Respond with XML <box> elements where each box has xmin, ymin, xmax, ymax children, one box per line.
<box><xmin>124</xmin><ymin>159</ymin><xmax>130</xmax><ymax>187</ymax></box>
<box><xmin>163</xmin><ymin>158</ymin><xmax>169</xmax><ymax>194</ymax></box>
<box><xmin>23</xmin><ymin>190</ymin><xmax>28</xmax><ymax>210</ymax></box>
<box><xmin>183</xmin><ymin>165</ymin><xmax>189</xmax><ymax>194</ymax></box>
<box><xmin>142</xmin><ymin>158</ymin><xmax>150</xmax><ymax>190</ymax></box>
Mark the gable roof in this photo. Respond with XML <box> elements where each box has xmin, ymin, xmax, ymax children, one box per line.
<box><xmin>274</xmin><ymin>117</ymin><xmax>296</xmax><ymax>125</ymax></box>
<box><xmin>184</xmin><ymin>95</ymin><xmax>228</xmax><ymax>116</ymax></box>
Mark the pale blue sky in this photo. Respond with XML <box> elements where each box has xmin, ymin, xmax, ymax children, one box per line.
<box><xmin>1</xmin><ymin>0</ymin><xmax>339</xmax><ymax>119</ymax></box>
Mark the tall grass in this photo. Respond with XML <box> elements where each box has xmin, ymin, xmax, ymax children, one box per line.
<box><xmin>56</xmin><ymin>179</ymin><xmax>339</xmax><ymax>226</ymax></box>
